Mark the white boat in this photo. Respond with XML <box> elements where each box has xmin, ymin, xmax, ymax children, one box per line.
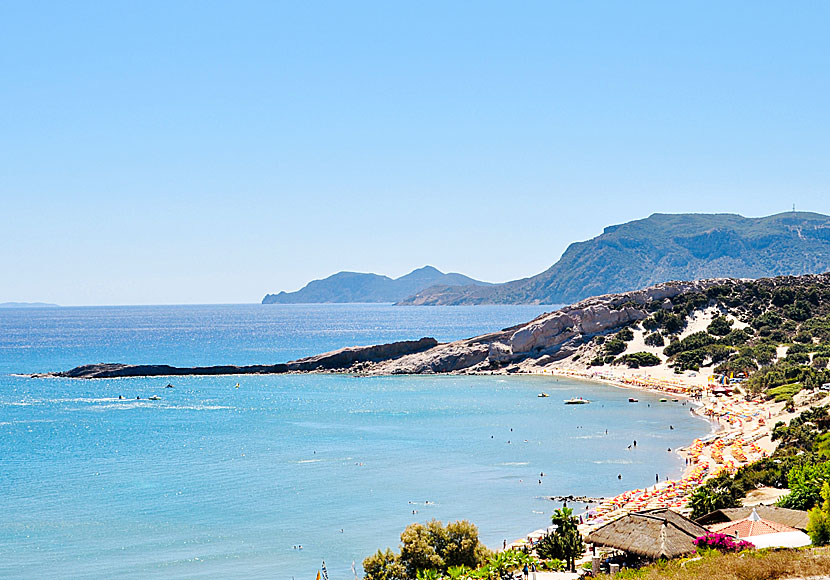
<box><xmin>564</xmin><ymin>397</ymin><xmax>590</xmax><ymax>405</ymax></box>
<box><xmin>538</xmin><ymin>392</ymin><xmax>549</xmax><ymax>398</ymax></box>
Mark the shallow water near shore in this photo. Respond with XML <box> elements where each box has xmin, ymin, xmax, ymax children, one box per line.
<box><xmin>0</xmin><ymin>304</ymin><xmax>711</xmax><ymax>579</ymax></box>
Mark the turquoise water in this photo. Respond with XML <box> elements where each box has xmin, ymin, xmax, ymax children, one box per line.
<box><xmin>0</xmin><ymin>305</ymin><xmax>710</xmax><ymax>579</ymax></box>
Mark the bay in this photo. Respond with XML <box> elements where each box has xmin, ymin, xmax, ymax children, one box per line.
<box><xmin>0</xmin><ymin>304</ymin><xmax>710</xmax><ymax>579</ymax></box>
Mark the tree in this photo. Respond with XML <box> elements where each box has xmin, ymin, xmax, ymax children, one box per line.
<box><xmin>364</xmin><ymin>548</ymin><xmax>407</xmax><ymax>580</ymax></box>
<box><xmin>394</xmin><ymin>520</ymin><xmax>490</xmax><ymax>579</ymax></box>
<box><xmin>689</xmin><ymin>483</ymin><xmax>740</xmax><ymax>519</ymax></box>
<box><xmin>807</xmin><ymin>482</ymin><xmax>830</xmax><ymax>546</ymax></box>
<box><xmin>537</xmin><ymin>508</ymin><xmax>583</xmax><ymax>572</ymax></box>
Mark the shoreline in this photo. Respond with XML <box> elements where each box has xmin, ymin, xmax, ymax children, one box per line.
<box><xmin>506</xmin><ymin>367</ymin><xmax>790</xmax><ymax>550</ymax></box>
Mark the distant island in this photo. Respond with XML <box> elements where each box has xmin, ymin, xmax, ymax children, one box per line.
<box><xmin>0</xmin><ymin>302</ymin><xmax>59</xmax><ymax>308</ymax></box>
<box><xmin>397</xmin><ymin>211</ymin><xmax>830</xmax><ymax>305</ymax></box>
<box><xmin>262</xmin><ymin>265</ymin><xmax>490</xmax><ymax>304</ymax></box>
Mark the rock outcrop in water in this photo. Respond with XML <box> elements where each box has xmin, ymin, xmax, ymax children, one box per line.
<box><xmin>44</xmin><ymin>338</ymin><xmax>438</xmax><ymax>379</ymax></box>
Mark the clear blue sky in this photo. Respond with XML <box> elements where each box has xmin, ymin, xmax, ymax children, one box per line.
<box><xmin>2</xmin><ymin>1</ymin><xmax>829</xmax><ymax>305</ymax></box>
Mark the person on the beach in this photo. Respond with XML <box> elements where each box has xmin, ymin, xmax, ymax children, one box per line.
<box><xmin>522</xmin><ymin>563</ymin><xmax>529</xmax><ymax>579</ymax></box>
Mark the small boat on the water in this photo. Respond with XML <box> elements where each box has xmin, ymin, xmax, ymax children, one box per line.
<box><xmin>564</xmin><ymin>397</ymin><xmax>590</xmax><ymax>405</ymax></box>
<box><xmin>628</xmin><ymin>397</ymin><xmax>638</xmax><ymax>403</ymax></box>
<box><xmin>148</xmin><ymin>395</ymin><xmax>161</xmax><ymax>401</ymax></box>
<box><xmin>165</xmin><ymin>383</ymin><xmax>174</xmax><ymax>388</ymax></box>
<box><xmin>538</xmin><ymin>392</ymin><xmax>549</xmax><ymax>398</ymax></box>
<box><xmin>659</xmin><ymin>398</ymin><xmax>668</xmax><ymax>402</ymax></box>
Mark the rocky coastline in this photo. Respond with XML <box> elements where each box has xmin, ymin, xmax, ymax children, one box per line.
<box><xmin>39</xmin><ymin>278</ymin><xmax>732</xmax><ymax>379</ymax></box>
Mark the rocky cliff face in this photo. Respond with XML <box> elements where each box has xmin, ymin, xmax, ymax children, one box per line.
<box><xmin>362</xmin><ymin>279</ymin><xmax>724</xmax><ymax>374</ymax></box>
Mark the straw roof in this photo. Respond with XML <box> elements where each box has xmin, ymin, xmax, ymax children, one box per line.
<box><xmin>586</xmin><ymin>509</ymin><xmax>708</xmax><ymax>560</ymax></box>
<box><xmin>695</xmin><ymin>506</ymin><xmax>809</xmax><ymax>531</ymax></box>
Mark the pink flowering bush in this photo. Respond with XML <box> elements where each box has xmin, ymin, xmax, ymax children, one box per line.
<box><xmin>693</xmin><ymin>532</ymin><xmax>754</xmax><ymax>553</ymax></box>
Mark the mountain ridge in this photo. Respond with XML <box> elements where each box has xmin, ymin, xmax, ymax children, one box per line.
<box><xmin>397</xmin><ymin>212</ymin><xmax>830</xmax><ymax>305</ymax></box>
<box><xmin>262</xmin><ymin>265</ymin><xmax>490</xmax><ymax>304</ymax></box>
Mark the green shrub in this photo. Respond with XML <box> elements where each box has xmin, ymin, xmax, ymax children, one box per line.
<box><xmin>767</xmin><ymin>382</ymin><xmax>802</xmax><ymax>402</ymax></box>
<box><xmin>707</xmin><ymin>316</ymin><xmax>734</xmax><ymax>336</ymax></box>
<box><xmin>604</xmin><ymin>339</ymin><xmax>627</xmax><ymax>356</ymax></box>
<box><xmin>644</xmin><ymin>332</ymin><xmax>664</xmax><ymax>347</ymax></box>
<box><xmin>616</xmin><ymin>327</ymin><xmax>634</xmax><ymax>341</ymax></box>
<box><xmin>793</xmin><ymin>331</ymin><xmax>813</xmax><ymax>344</ymax></box>
<box><xmin>615</xmin><ymin>352</ymin><xmax>661</xmax><ymax>368</ymax></box>
<box><xmin>813</xmin><ymin>356</ymin><xmax>830</xmax><ymax>370</ymax></box>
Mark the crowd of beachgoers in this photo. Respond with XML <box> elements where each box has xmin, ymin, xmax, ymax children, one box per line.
<box><xmin>509</xmin><ymin>368</ymin><xmax>787</xmax><ymax>548</ymax></box>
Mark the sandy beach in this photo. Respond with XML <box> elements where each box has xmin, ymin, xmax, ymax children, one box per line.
<box><xmin>507</xmin><ymin>363</ymin><xmax>825</xmax><ymax>551</ymax></box>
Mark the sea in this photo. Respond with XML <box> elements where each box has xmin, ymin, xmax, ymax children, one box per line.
<box><xmin>0</xmin><ymin>304</ymin><xmax>712</xmax><ymax>580</ymax></box>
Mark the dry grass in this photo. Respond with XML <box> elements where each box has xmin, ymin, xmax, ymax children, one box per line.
<box><xmin>599</xmin><ymin>548</ymin><xmax>830</xmax><ymax>580</ymax></box>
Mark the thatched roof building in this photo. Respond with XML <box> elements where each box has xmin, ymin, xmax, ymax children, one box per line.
<box><xmin>695</xmin><ymin>505</ymin><xmax>809</xmax><ymax>531</ymax></box>
<box><xmin>586</xmin><ymin>509</ymin><xmax>708</xmax><ymax>560</ymax></box>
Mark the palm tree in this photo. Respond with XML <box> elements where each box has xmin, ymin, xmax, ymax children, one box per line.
<box><xmin>549</xmin><ymin>507</ymin><xmax>584</xmax><ymax>572</ymax></box>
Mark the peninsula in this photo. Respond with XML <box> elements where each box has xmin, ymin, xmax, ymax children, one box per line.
<box><xmin>47</xmin><ymin>271</ymin><xmax>830</xmax><ymax>396</ymax></box>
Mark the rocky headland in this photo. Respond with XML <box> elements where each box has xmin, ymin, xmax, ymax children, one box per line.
<box><xmin>44</xmin><ymin>278</ymin><xmax>735</xmax><ymax>379</ymax></box>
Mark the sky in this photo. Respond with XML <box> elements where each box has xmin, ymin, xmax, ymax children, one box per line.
<box><xmin>2</xmin><ymin>1</ymin><xmax>830</xmax><ymax>305</ymax></box>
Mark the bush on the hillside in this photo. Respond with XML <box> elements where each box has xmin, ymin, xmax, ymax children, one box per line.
<box><xmin>784</xmin><ymin>300</ymin><xmax>812</xmax><ymax>322</ymax></box>
<box><xmin>662</xmin><ymin>313</ymin><xmax>684</xmax><ymax>334</ymax></box>
<box><xmin>644</xmin><ymin>332</ymin><xmax>664</xmax><ymax>347</ymax></box>
<box><xmin>673</xmin><ymin>349</ymin><xmax>707</xmax><ymax>371</ymax></box>
<box><xmin>813</xmin><ymin>356</ymin><xmax>830</xmax><ymax>370</ymax></box>
<box><xmin>778</xmin><ymin>461</ymin><xmax>830</xmax><ymax>511</ymax></box>
<box><xmin>707</xmin><ymin>316</ymin><xmax>734</xmax><ymax>336</ymax></box>
<box><xmin>604</xmin><ymin>339</ymin><xmax>627</xmax><ymax>356</ymax></box>
<box><xmin>752</xmin><ymin>312</ymin><xmax>783</xmax><ymax>330</ymax></box>
<box><xmin>767</xmin><ymin>382</ymin><xmax>802</xmax><ymax>402</ymax></box>
<box><xmin>642</xmin><ymin>317</ymin><xmax>659</xmax><ymax>331</ymax></box>
<box><xmin>772</xmin><ymin>287</ymin><xmax>797</xmax><ymax>307</ymax></box>
<box><xmin>589</xmin><ymin>357</ymin><xmax>604</xmax><ymax>367</ymax></box>
<box><xmin>714</xmin><ymin>356</ymin><xmax>758</xmax><ymax>377</ymax></box>
<box><xmin>784</xmin><ymin>353</ymin><xmax>810</xmax><ymax>365</ymax></box>
<box><xmin>720</xmin><ymin>328</ymin><xmax>751</xmax><ymax>346</ymax></box>
<box><xmin>807</xmin><ymin>482</ymin><xmax>830</xmax><ymax>546</ymax></box>
<box><xmin>593</xmin><ymin>335</ymin><xmax>605</xmax><ymax>345</ymax></box>
<box><xmin>615</xmin><ymin>352</ymin><xmax>661</xmax><ymax>368</ymax></box>
<box><xmin>616</xmin><ymin>327</ymin><xmax>634</xmax><ymax>342</ymax></box>
<box><xmin>664</xmin><ymin>332</ymin><xmax>715</xmax><ymax>357</ymax></box>
<box><xmin>751</xmin><ymin>344</ymin><xmax>777</xmax><ymax>365</ymax></box>
<box><xmin>793</xmin><ymin>331</ymin><xmax>813</xmax><ymax>344</ymax></box>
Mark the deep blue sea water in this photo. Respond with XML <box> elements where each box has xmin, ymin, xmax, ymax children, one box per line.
<box><xmin>0</xmin><ymin>304</ymin><xmax>710</xmax><ymax>579</ymax></box>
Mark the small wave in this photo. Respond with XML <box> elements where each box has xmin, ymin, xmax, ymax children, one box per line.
<box><xmin>592</xmin><ymin>459</ymin><xmax>633</xmax><ymax>465</ymax></box>
<box><xmin>167</xmin><ymin>405</ymin><xmax>233</xmax><ymax>411</ymax></box>
<box><xmin>296</xmin><ymin>459</ymin><xmax>322</xmax><ymax>464</ymax></box>
<box><xmin>499</xmin><ymin>462</ymin><xmax>529</xmax><ymax>466</ymax></box>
